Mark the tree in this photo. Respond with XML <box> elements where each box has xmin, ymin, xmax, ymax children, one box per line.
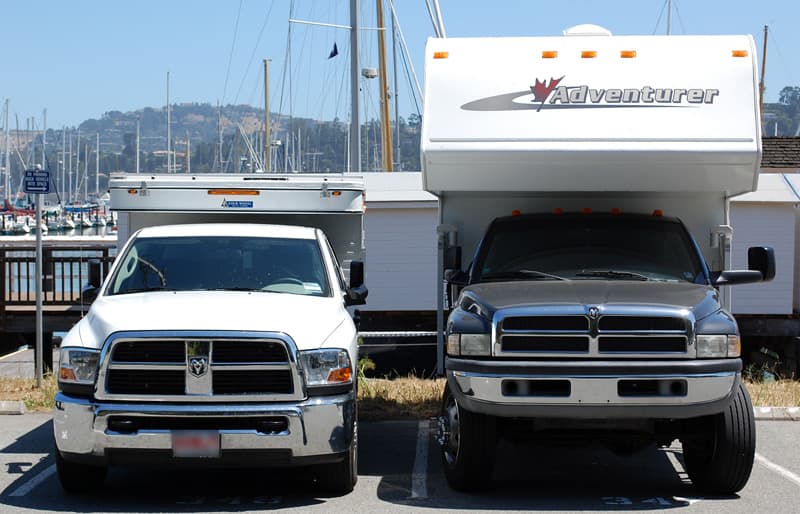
<box><xmin>778</xmin><ymin>86</ymin><xmax>800</xmax><ymax>135</ymax></box>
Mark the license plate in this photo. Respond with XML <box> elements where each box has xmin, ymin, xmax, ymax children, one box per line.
<box><xmin>172</xmin><ymin>431</ymin><xmax>220</xmax><ymax>458</ymax></box>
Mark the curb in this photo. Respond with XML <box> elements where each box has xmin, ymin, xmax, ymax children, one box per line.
<box><xmin>0</xmin><ymin>400</ymin><xmax>26</xmax><ymax>415</ymax></box>
<box><xmin>753</xmin><ymin>406</ymin><xmax>800</xmax><ymax>421</ymax></box>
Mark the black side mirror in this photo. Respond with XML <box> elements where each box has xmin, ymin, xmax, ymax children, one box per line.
<box><xmin>445</xmin><ymin>269</ymin><xmax>469</xmax><ymax>286</ymax></box>
<box><xmin>88</xmin><ymin>259</ymin><xmax>102</xmax><ymax>288</ymax></box>
<box><xmin>748</xmin><ymin>246</ymin><xmax>776</xmax><ymax>282</ymax></box>
<box><xmin>345</xmin><ymin>260</ymin><xmax>368</xmax><ymax>306</ymax></box>
<box><xmin>713</xmin><ymin>246</ymin><xmax>776</xmax><ymax>286</ymax></box>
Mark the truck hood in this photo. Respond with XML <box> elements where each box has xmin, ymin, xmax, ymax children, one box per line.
<box><xmin>463</xmin><ymin>280</ymin><xmax>721</xmax><ymax>320</ymax></box>
<box><xmin>75</xmin><ymin>291</ymin><xmax>347</xmax><ymax>351</ymax></box>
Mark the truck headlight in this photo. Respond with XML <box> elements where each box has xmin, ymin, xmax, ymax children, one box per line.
<box><xmin>58</xmin><ymin>348</ymin><xmax>100</xmax><ymax>385</ymax></box>
<box><xmin>696</xmin><ymin>335</ymin><xmax>740</xmax><ymax>358</ymax></box>
<box><xmin>446</xmin><ymin>333</ymin><xmax>491</xmax><ymax>356</ymax></box>
<box><xmin>299</xmin><ymin>349</ymin><xmax>352</xmax><ymax>387</ymax></box>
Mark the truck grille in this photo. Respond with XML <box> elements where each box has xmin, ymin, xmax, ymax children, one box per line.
<box><xmin>498</xmin><ymin>313</ymin><xmax>690</xmax><ymax>358</ymax></box>
<box><xmin>100</xmin><ymin>336</ymin><xmax>303</xmax><ymax>401</ymax></box>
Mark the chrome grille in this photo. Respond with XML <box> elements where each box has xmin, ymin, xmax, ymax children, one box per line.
<box><xmin>496</xmin><ymin>312</ymin><xmax>691</xmax><ymax>358</ymax></box>
<box><xmin>98</xmin><ymin>333</ymin><xmax>304</xmax><ymax>402</ymax></box>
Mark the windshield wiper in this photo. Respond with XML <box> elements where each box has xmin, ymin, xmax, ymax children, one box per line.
<box><xmin>206</xmin><ymin>287</ymin><xmax>259</xmax><ymax>292</ymax></box>
<box><xmin>482</xmin><ymin>270</ymin><xmax>567</xmax><ymax>281</ymax></box>
<box><xmin>115</xmin><ymin>286</ymin><xmax>174</xmax><ymax>295</ymax></box>
<box><xmin>574</xmin><ymin>270</ymin><xmax>650</xmax><ymax>281</ymax></box>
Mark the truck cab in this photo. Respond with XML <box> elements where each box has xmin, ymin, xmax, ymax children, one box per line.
<box><xmin>422</xmin><ymin>28</ymin><xmax>773</xmax><ymax>494</ymax></box>
<box><xmin>53</xmin><ymin>175</ymin><xmax>366</xmax><ymax>494</ymax></box>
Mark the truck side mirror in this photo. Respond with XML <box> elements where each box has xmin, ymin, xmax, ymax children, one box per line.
<box><xmin>445</xmin><ymin>268</ymin><xmax>469</xmax><ymax>286</ymax></box>
<box><xmin>712</xmin><ymin>246</ymin><xmax>776</xmax><ymax>286</ymax></box>
<box><xmin>748</xmin><ymin>246</ymin><xmax>775</xmax><ymax>282</ymax></box>
<box><xmin>88</xmin><ymin>259</ymin><xmax>102</xmax><ymax>288</ymax></box>
<box><xmin>345</xmin><ymin>261</ymin><xmax>368</xmax><ymax>306</ymax></box>
<box><xmin>81</xmin><ymin>259</ymin><xmax>103</xmax><ymax>305</ymax></box>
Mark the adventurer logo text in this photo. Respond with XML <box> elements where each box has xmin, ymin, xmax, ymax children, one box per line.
<box><xmin>461</xmin><ymin>75</ymin><xmax>720</xmax><ymax>112</ymax></box>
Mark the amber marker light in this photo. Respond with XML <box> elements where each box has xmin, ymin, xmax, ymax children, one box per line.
<box><xmin>732</xmin><ymin>50</ymin><xmax>749</xmax><ymax>58</ymax></box>
<box><xmin>552</xmin><ymin>208</ymin><xmax>563</xmax><ymax>215</ymax></box>
<box><xmin>611</xmin><ymin>208</ymin><xmax>621</xmax><ymax>215</ymax></box>
<box><xmin>332</xmin><ymin>191</ymin><xmax>342</xmax><ymax>197</ymax></box>
<box><xmin>327</xmin><ymin>367</ymin><xmax>352</xmax><ymax>383</ymax></box>
<box><xmin>542</xmin><ymin>50</ymin><xmax>558</xmax><ymax>59</ymax></box>
<box><xmin>127</xmin><ymin>189</ymin><xmax>138</xmax><ymax>195</ymax></box>
<box><xmin>433</xmin><ymin>51</ymin><xmax>449</xmax><ymax>59</ymax></box>
<box><xmin>582</xmin><ymin>208</ymin><xmax>593</xmax><ymax>214</ymax></box>
<box><xmin>207</xmin><ymin>189</ymin><xmax>260</xmax><ymax>195</ymax></box>
<box><xmin>653</xmin><ymin>209</ymin><xmax>664</xmax><ymax>217</ymax></box>
<box><xmin>581</xmin><ymin>50</ymin><xmax>598</xmax><ymax>59</ymax></box>
<box><xmin>620</xmin><ymin>50</ymin><xmax>637</xmax><ymax>58</ymax></box>
<box><xmin>511</xmin><ymin>209</ymin><xmax>521</xmax><ymax>216</ymax></box>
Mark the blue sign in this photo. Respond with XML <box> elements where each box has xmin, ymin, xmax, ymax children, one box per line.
<box><xmin>23</xmin><ymin>169</ymin><xmax>50</xmax><ymax>194</ymax></box>
<box><xmin>222</xmin><ymin>200</ymin><xmax>254</xmax><ymax>209</ymax></box>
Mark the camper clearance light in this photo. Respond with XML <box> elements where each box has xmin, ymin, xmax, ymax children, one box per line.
<box><xmin>207</xmin><ymin>189</ymin><xmax>260</xmax><ymax>196</ymax></box>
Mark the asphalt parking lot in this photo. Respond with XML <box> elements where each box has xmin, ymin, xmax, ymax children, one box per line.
<box><xmin>1</xmin><ymin>415</ymin><xmax>799</xmax><ymax>513</ymax></box>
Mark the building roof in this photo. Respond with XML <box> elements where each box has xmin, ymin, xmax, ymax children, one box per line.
<box><xmin>362</xmin><ymin>171</ymin><xmax>437</xmax><ymax>204</ymax></box>
<box><xmin>761</xmin><ymin>137</ymin><xmax>800</xmax><ymax>169</ymax></box>
<box><xmin>731</xmin><ymin>173</ymin><xmax>800</xmax><ymax>203</ymax></box>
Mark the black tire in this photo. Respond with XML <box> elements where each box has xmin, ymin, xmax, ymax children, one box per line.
<box><xmin>439</xmin><ymin>383</ymin><xmax>496</xmax><ymax>492</ymax></box>
<box><xmin>316</xmin><ymin>425</ymin><xmax>358</xmax><ymax>494</ymax></box>
<box><xmin>55</xmin><ymin>450</ymin><xmax>107</xmax><ymax>494</ymax></box>
<box><xmin>682</xmin><ymin>382</ymin><xmax>756</xmax><ymax>494</ymax></box>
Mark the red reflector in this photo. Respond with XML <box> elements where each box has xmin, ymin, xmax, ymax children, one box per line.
<box><xmin>511</xmin><ymin>209</ymin><xmax>521</xmax><ymax>216</ymax></box>
<box><xmin>653</xmin><ymin>209</ymin><xmax>664</xmax><ymax>217</ymax></box>
<box><xmin>582</xmin><ymin>208</ymin><xmax>592</xmax><ymax>214</ymax></box>
<box><xmin>552</xmin><ymin>208</ymin><xmax>563</xmax><ymax>215</ymax></box>
<box><xmin>611</xmin><ymin>208</ymin><xmax>621</xmax><ymax>215</ymax></box>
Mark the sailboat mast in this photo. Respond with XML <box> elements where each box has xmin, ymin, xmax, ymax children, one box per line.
<box><xmin>135</xmin><ymin>115</ymin><xmax>140</xmax><ymax>174</ymax></box>
<box><xmin>3</xmin><ymin>99</ymin><xmax>9</xmax><ymax>201</ymax></box>
<box><xmin>95</xmin><ymin>133</ymin><xmax>99</xmax><ymax>195</ymax></box>
<box><xmin>166</xmin><ymin>71</ymin><xmax>171</xmax><ymax>173</ymax></box>
<box><xmin>391</xmin><ymin>11</ymin><xmax>401</xmax><ymax>169</ymax></box>
<box><xmin>42</xmin><ymin>109</ymin><xmax>46</xmax><ymax>169</ymax></box>
<box><xmin>376</xmin><ymin>0</ymin><xmax>393</xmax><ymax>171</ymax></box>
<box><xmin>264</xmin><ymin>59</ymin><xmax>271</xmax><ymax>172</ymax></box>
<box><xmin>349</xmin><ymin>0</ymin><xmax>361</xmax><ymax>173</ymax></box>
<box><xmin>759</xmin><ymin>25</ymin><xmax>768</xmax><ymax>117</ymax></box>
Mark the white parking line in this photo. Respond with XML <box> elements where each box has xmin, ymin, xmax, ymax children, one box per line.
<box><xmin>8</xmin><ymin>464</ymin><xmax>56</xmax><ymax>497</ymax></box>
<box><xmin>755</xmin><ymin>452</ymin><xmax>800</xmax><ymax>487</ymax></box>
<box><xmin>410</xmin><ymin>420</ymin><xmax>429</xmax><ymax>499</ymax></box>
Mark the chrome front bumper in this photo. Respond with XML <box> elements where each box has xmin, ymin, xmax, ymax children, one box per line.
<box><xmin>53</xmin><ymin>392</ymin><xmax>355</xmax><ymax>467</ymax></box>
<box><xmin>446</xmin><ymin>357</ymin><xmax>741</xmax><ymax>419</ymax></box>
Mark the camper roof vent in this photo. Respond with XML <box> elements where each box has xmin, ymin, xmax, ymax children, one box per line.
<box><xmin>563</xmin><ymin>24</ymin><xmax>612</xmax><ymax>37</ymax></box>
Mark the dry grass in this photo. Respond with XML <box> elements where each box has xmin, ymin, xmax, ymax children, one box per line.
<box><xmin>0</xmin><ymin>374</ymin><xmax>57</xmax><ymax>412</ymax></box>
<box><xmin>358</xmin><ymin>376</ymin><xmax>446</xmax><ymax>420</ymax></box>
<box><xmin>1</xmin><ymin>375</ymin><xmax>798</xmax><ymax>419</ymax></box>
<box><xmin>745</xmin><ymin>380</ymin><xmax>800</xmax><ymax>408</ymax></box>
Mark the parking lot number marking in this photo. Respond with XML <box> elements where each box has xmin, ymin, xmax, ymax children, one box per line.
<box><xmin>410</xmin><ymin>420</ymin><xmax>429</xmax><ymax>499</ymax></box>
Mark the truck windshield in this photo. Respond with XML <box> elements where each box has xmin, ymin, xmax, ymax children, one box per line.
<box><xmin>108</xmin><ymin>236</ymin><xmax>330</xmax><ymax>297</ymax></box>
<box><xmin>474</xmin><ymin>216</ymin><xmax>705</xmax><ymax>284</ymax></box>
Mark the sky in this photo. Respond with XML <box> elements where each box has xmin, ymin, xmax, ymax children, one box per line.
<box><xmin>1</xmin><ymin>0</ymin><xmax>798</xmax><ymax>130</ymax></box>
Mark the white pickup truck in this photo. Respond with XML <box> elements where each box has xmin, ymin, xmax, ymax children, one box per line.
<box><xmin>53</xmin><ymin>175</ymin><xmax>367</xmax><ymax>494</ymax></box>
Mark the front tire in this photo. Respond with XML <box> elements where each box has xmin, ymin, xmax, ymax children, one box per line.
<box><xmin>682</xmin><ymin>382</ymin><xmax>755</xmax><ymax>494</ymax></box>
<box><xmin>55</xmin><ymin>450</ymin><xmax>107</xmax><ymax>494</ymax></box>
<box><xmin>316</xmin><ymin>424</ymin><xmax>358</xmax><ymax>494</ymax></box>
<box><xmin>439</xmin><ymin>383</ymin><xmax>496</xmax><ymax>492</ymax></box>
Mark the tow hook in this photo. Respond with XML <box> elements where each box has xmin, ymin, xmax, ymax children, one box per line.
<box><xmin>436</xmin><ymin>415</ymin><xmax>449</xmax><ymax>448</ymax></box>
